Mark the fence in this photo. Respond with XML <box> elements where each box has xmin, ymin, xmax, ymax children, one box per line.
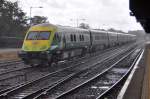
<box><xmin>0</xmin><ymin>36</ymin><xmax>23</xmax><ymax>48</ymax></box>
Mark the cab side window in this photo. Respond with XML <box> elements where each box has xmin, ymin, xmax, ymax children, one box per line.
<box><xmin>54</xmin><ymin>33</ymin><xmax>59</xmax><ymax>41</ymax></box>
<box><xmin>52</xmin><ymin>32</ymin><xmax>60</xmax><ymax>45</ymax></box>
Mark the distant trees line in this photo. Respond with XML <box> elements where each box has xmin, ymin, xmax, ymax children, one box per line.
<box><xmin>0</xmin><ymin>0</ymin><xmax>27</xmax><ymax>38</ymax></box>
<box><xmin>0</xmin><ymin>0</ymin><xmax>49</xmax><ymax>47</ymax></box>
<box><xmin>0</xmin><ymin>0</ymin><xmax>49</xmax><ymax>36</ymax></box>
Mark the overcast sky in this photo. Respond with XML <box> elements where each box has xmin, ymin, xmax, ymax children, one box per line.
<box><xmin>10</xmin><ymin>0</ymin><xmax>143</xmax><ymax>32</ymax></box>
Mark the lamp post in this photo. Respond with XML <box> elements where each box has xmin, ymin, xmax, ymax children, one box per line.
<box><xmin>29</xmin><ymin>6</ymin><xmax>43</xmax><ymax>25</ymax></box>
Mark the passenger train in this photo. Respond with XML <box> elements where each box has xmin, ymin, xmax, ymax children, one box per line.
<box><xmin>19</xmin><ymin>23</ymin><xmax>136</xmax><ymax>66</ymax></box>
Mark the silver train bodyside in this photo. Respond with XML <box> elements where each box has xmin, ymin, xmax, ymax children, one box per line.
<box><xmin>52</xmin><ymin>26</ymin><xmax>136</xmax><ymax>61</ymax></box>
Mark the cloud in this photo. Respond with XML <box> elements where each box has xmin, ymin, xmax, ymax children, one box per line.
<box><xmin>10</xmin><ymin>0</ymin><xmax>143</xmax><ymax>31</ymax></box>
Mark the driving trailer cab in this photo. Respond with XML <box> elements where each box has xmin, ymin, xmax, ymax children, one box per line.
<box><xmin>19</xmin><ymin>23</ymin><xmax>61</xmax><ymax>65</ymax></box>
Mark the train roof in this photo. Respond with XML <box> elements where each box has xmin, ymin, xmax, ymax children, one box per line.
<box><xmin>30</xmin><ymin>23</ymin><xmax>136</xmax><ymax>36</ymax></box>
<box><xmin>33</xmin><ymin>23</ymin><xmax>56</xmax><ymax>27</ymax></box>
<box><xmin>29</xmin><ymin>23</ymin><xmax>57</xmax><ymax>31</ymax></box>
<box><xmin>90</xmin><ymin>29</ymin><xmax>108</xmax><ymax>34</ymax></box>
<box><xmin>117</xmin><ymin>32</ymin><xmax>136</xmax><ymax>36</ymax></box>
<box><xmin>30</xmin><ymin>23</ymin><xmax>89</xmax><ymax>33</ymax></box>
<box><xmin>57</xmin><ymin>25</ymin><xmax>89</xmax><ymax>33</ymax></box>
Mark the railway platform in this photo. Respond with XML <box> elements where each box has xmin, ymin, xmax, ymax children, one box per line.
<box><xmin>0</xmin><ymin>48</ymin><xmax>20</xmax><ymax>61</ymax></box>
<box><xmin>117</xmin><ymin>42</ymin><xmax>149</xmax><ymax>99</ymax></box>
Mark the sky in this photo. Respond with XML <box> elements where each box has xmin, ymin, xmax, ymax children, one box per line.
<box><xmin>10</xmin><ymin>0</ymin><xmax>143</xmax><ymax>32</ymax></box>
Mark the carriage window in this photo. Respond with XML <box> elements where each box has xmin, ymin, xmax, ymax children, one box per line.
<box><xmin>95</xmin><ymin>35</ymin><xmax>101</xmax><ymax>40</ymax></box>
<box><xmin>82</xmin><ymin>35</ymin><xmax>84</xmax><ymax>41</ymax></box>
<box><xmin>74</xmin><ymin>35</ymin><xmax>76</xmax><ymax>42</ymax></box>
<box><xmin>79</xmin><ymin>35</ymin><xmax>82</xmax><ymax>41</ymax></box>
<box><xmin>70</xmin><ymin>34</ymin><xmax>73</xmax><ymax>42</ymax></box>
<box><xmin>79</xmin><ymin>35</ymin><xmax>84</xmax><ymax>41</ymax></box>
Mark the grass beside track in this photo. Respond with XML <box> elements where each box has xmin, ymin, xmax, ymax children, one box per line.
<box><xmin>0</xmin><ymin>50</ymin><xmax>20</xmax><ymax>61</ymax></box>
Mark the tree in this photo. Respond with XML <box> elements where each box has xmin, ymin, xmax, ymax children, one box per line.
<box><xmin>0</xmin><ymin>0</ymin><xmax>28</xmax><ymax>47</ymax></box>
<box><xmin>31</xmin><ymin>16</ymin><xmax>49</xmax><ymax>25</ymax></box>
<box><xmin>79</xmin><ymin>23</ymin><xmax>90</xmax><ymax>29</ymax></box>
<box><xmin>0</xmin><ymin>0</ymin><xmax>28</xmax><ymax>36</ymax></box>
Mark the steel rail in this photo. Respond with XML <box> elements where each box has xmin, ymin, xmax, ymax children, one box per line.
<box><xmin>0</xmin><ymin>43</ymin><xmax>135</xmax><ymax>99</ymax></box>
<box><xmin>54</xmin><ymin>48</ymin><xmax>141</xmax><ymax>99</ymax></box>
<box><xmin>22</xmin><ymin>45</ymin><xmax>137</xmax><ymax>99</ymax></box>
<box><xmin>96</xmin><ymin>49</ymin><xmax>143</xmax><ymax>99</ymax></box>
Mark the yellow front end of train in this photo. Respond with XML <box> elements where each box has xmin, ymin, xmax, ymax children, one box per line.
<box><xmin>19</xmin><ymin>24</ymin><xmax>58</xmax><ymax>65</ymax></box>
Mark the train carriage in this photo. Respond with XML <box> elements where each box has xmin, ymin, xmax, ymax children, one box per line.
<box><xmin>19</xmin><ymin>23</ymin><xmax>136</xmax><ymax>66</ymax></box>
<box><xmin>90</xmin><ymin>30</ymin><xmax>109</xmax><ymax>51</ymax></box>
<box><xmin>56</xmin><ymin>26</ymin><xmax>91</xmax><ymax>59</ymax></box>
<box><xmin>117</xmin><ymin>33</ymin><xmax>125</xmax><ymax>45</ymax></box>
<box><xmin>19</xmin><ymin>23</ymin><xmax>91</xmax><ymax>65</ymax></box>
<box><xmin>108</xmin><ymin>32</ymin><xmax>118</xmax><ymax>46</ymax></box>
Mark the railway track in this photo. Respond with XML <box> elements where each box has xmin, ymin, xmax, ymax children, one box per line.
<box><xmin>0</xmin><ymin>43</ymin><xmax>138</xmax><ymax>99</ymax></box>
<box><xmin>0</xmin><ymin>60</ymin><xmax>25</xmax><ymax>73</ymax></box>
<box><xmin>0</xmin><ymin>49</ymin><xmax>109</xmax><ymax>91</ymax></box>
<box><xmin>33</xmin><ymin>46</ymin><xmax>141</xmax><ymax>99</ymax></box>
<box><xmin>0</xmin><ymin>66</ymin><xmax>36</xmax><ymax>90</ymax></box>
<box><xmin>0</xmin><ymin>60</ymin><xmax>22</xmax><ymax>67</ymax></box>
<box><xmin>0</xmin><ymin>44</ymin><xmax>123</xmax><ymax>77</ymax></box>
<box><xmin>47</xmin><ymin>48</ymin><xmax>142</xmax><ymax>99</ymax></box>
<box><xmin>0</xmin><ymin>43</ymin><xmax>133</xmax><ymax>91</ymax></box>
<box><xmin>0</xmin><ymin>59</ymin><xmax>21</xmax><ymax>64</ymax></box>
<box><xmin>0</xmin><ymin>45</ymin><xmax>119</xmax><ymax>75</ymax></box>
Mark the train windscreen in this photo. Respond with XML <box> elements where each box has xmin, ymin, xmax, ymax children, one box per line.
<box><xmin>26</xmin><ymin>31</ymin><xmax>50</xmax><ymax>40</ymax></box>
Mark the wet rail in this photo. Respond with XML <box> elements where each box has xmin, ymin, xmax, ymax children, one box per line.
<box><xmin>0</xmin><ymin>60</ymin><xmax>23</xmax><ymax>68</ymax></box>
<box><xmin>0</xmin><ymin>42</ymin><xmax>138</xmax><ymax>99</ymax></box>
<box><xmin>0</xmin><ymin>43</ymin><xmax>138</xmax><ymax>99</ymax></box>
<box><xmin>51</xmin><ymin>48</ymin><xmax>143</xmax><ymax>99</ymax></box>
<box><xmin>0</xmin><ymin>59</ymin><xmax>21</xmax><ymax>64</ymax></box>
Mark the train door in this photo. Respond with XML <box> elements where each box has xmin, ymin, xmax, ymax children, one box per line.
<box><xmin>63</xmin><ymin>35</ymin><xmax>66</xmax><ymax>48</ymax></box>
